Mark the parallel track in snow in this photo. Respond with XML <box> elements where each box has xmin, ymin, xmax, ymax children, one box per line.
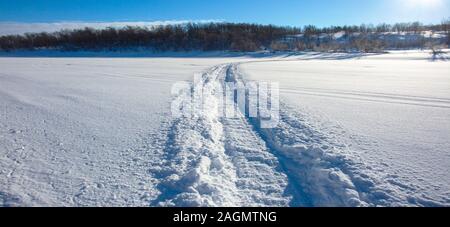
<box><xmin>150</xmin><ymin>62</ymin><xmax>408</xmax><ymax>207</ymax></box>
<box><xmin>150</xmin><ymin>65</ymin><xmax>292</xmax><ymax>207</ymax></box>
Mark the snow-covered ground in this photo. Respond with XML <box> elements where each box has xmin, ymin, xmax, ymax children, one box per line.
<box><xmin>0</xmin><ymin>56</ymin><xmax>245</xmax><ymax>206</ymax></box>
<box><xmin>241</xmin><ymin>50</ymin><xmax>450</xmax><ymax>206</ymax></box>
<box><xmin>0</xmin><ymin>50</ymin><xmax>449</xmax><ymax>206</ymax></box>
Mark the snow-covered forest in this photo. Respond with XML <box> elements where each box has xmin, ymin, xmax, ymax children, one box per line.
<box><xmin>1</xmin><ymin>21</ymin><xmax>449</xmax><ymax>53</ymax></box>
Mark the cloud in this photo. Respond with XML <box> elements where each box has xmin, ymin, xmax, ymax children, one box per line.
<box><xmin>0</xmin><ymin>20</ymin><xmax>222</xmax><ymax>36</ymax></box>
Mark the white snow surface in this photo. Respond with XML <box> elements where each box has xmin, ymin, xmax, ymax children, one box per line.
<box><xmin>0</xmin><ymin>56</ymin><xmax>246</xmax><ymax>206</ymax></box>
<box><xmin>241</xmin><ymin>50</ymin><xmax>450</xmax><ymax>206</ymax></box>
<box><xmin>0</xmin><ymin>50</ymin><xmax>449</xmax><ymax>206</ymax></box>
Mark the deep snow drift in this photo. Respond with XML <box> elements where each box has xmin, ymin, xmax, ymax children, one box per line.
<box><xmin>0</xmin><ymin>50</ymin><xmax>449</xmax><ymax>206</ymax></box>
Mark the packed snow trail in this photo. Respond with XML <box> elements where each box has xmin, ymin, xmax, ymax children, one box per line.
<box><xmin>150</xmin><ymin>65</ymin><xmax>292</xmax><ymax>207</ymax></box>
<box><xmin>150</xmin><ymin>62</ymin><xmax>388</xmax><ymax>207</ymax></box>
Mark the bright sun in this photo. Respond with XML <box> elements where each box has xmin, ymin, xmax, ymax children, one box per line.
<box><xmin>400</xmin><ymin>0</ymin><xmax>444</xmax><ymax>7</ymax></box>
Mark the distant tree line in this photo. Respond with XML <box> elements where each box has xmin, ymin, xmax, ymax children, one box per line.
<box><xmin>299</xmin><ymin>21</ymin><xmax>449</xmax><ymax>35</ymax></box>
<box><xmin>0</xmin><ymin>21</ymin><xmax>449</xmax><ymax>53</ymax></box>
<box><xmin>0</xmin><ymin>23</ymin><xmax>299</xmax><ymax>52</ymax></box>
<box><xmin>272</xmin><ymin>20</ymin><xmax>450</xmax><ymax>52</ymax></box>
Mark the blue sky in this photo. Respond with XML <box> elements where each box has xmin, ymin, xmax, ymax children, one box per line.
<box><xmin>0</xmin><ymin>0</ymin><xmax>449</xmax><ymax>27</ymax></box>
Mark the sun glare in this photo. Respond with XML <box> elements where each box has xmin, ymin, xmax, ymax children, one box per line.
<box><xmin>399</xmin><ymin>0</ymin><xmax>444</xmax><ymax>8</ymax></box>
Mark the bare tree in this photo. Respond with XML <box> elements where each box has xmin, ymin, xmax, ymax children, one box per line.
<box><xmin>443</xmin><ymin>18</ymin><xmax>450</xmax><ymax>46</ymax></box>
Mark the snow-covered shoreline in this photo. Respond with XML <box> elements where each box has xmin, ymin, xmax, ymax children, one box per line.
<box><xmin>0</xmin><ymin>49</ymin><xmax>447</xmax><ymax>59</ymax></box>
